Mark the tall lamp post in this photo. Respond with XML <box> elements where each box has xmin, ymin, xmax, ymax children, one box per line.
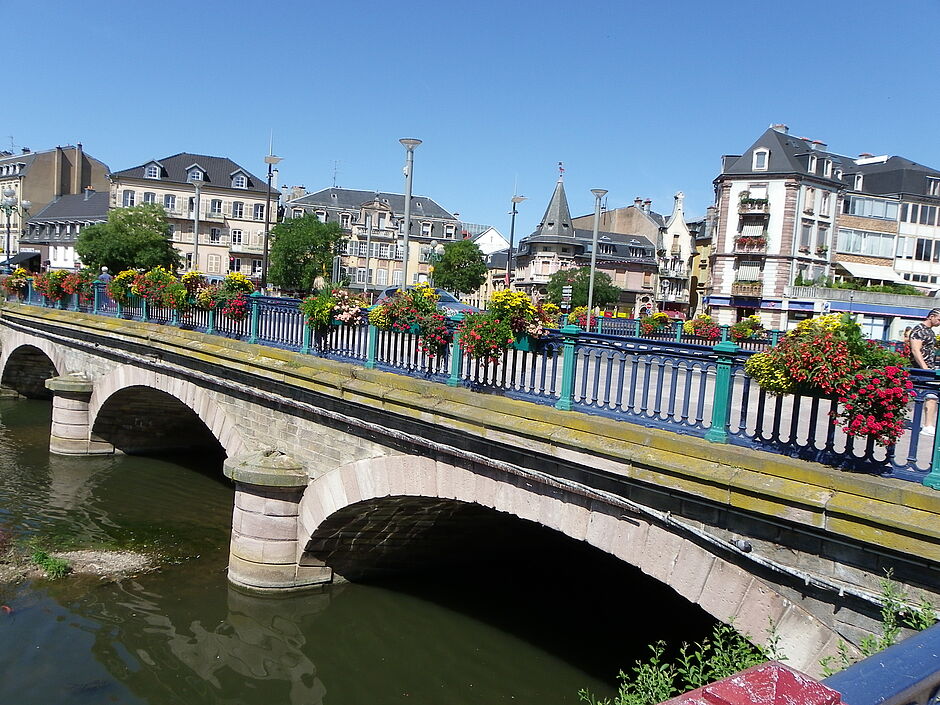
<box><xmin>505</xmin><ymin>195</ymin><xmax>527</xmax><ymax>288</ymax></box>
<box><xmin>1</xmin><ymin>188</ymin><xmax>31</xmax><ymax>274</ymax></box>
<box><xmin>586</xmin><ymin>188</ymin><xmax>607</xmax><ymax>333</ymax></box>
<box><xmin>427</xmin><ymin>239</ymin><xmax>445</xmax><ymax>286</ymax></box>
<box><xmin>399</xmin><ymin>138</ymin><xmax>421</xmax><ymax>287</ymax></box>
<box><xmin>261</xmin><ymin>152</ymin><xmax>283</xmax><ymax>291</ymax></box>
<box><xmin>188</xmin><ymin>178</ymin><xmax>203</xmax><ymax>273</ymax></box>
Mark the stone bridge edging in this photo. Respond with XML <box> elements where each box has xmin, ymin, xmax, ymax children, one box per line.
<box><xmin>298</xmin><ymin>454</ymin><xmax>843</xmax><ymax>675</ymax></box>
<box><xmin>0</xmin><ymin>327</ymin><xmax>67</xmax><ymax>378</ymax></box>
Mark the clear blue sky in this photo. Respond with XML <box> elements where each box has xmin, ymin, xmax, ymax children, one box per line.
<box><xmin>10</xmin><ymin>0</ymin><xmax>940</xmax><ymax>238</ymax></box>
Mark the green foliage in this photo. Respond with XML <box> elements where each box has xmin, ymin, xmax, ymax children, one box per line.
<box><xmin>820</xmin><ymin>571</ymin><xmax>938</xmax><ymax>676</ymax></box>
<box><xmin>431</xmin><ymin>239</ymin><xmax>488</xmax><ymax>294</ymax></box>
<box><xmin>794</xmin><ymin>272</ymin><xmax>923</xmax><ymax>296</ymax></box>
<box><xmin>268</xmin><ymin>215</ymin><xmax>343</xmax><ymax>293</ymax></box>
<box><xmin>546</xmin><ymin>267</ymin><xmax>621</xmax><ymax>308</ymax></box>
<box><xmin>578</xmin><ymin>623</ymin><xmax>772</xmax><ymax>705</ymax></box>
<box><xmin>76</xmin><ymin>204</ymin><xmax>179</xmax><ymax>273</ymax></box>
<box><xmin>300</xmin><ymin>287</ymin><xmax>339</xmax><ymax>330</ymax></box>
<box><xmin>457</xmin><ymin>312</ymin><xmax>515</xmax><ymax>365</ymax></box>
<box><xmin>30</xmin><ymin>549</ymin><xmax>71</xmax><ymax>579</ymax></box>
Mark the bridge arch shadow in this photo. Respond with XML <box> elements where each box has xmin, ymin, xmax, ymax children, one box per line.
<box><xmin>299</xmin><ymin>455</ymin><xmax>842</xmax><ymax>673</ymax></box>
<box><xmin>0</xmin><ymin>338</ymin><xmax>64</xmax><ymax>399</ymax></box>
<box><xmin>88</xmin><ymin>365</ymin><xmax>247</xmax><ymax>459</ymax></box>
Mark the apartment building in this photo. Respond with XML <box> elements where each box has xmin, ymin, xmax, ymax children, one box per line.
<box><xmin>109</xmin><ymin>153</ymin><xmax>272</xmax><ymax>277</ymax></box>
<box><xmin>22</xmin><ymin>188</ymin><xmax>108</xmax><ymax>270</ymax></box>
<box><xmin>284</xmin><ymin>186</ymin><xmax>460</xmax><ymax>294</ymax></box>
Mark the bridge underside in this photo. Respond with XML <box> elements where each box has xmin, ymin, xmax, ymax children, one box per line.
<box><xmin>92</xmin><ymin>385</ymin><xmax>225</xmax><ymax>456</ymax></box>
<box><xmin>2</xmin><ymin>345</ymin><xmax>56</xmax><ymax>399</ymax></box>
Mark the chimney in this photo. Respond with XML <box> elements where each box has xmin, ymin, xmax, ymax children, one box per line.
<box><xmin>812</xmin><ymin>140</ymin><xmax>827</xmax><ymax>151</ymax></box>
<box><xmin>53</xmin><ymin>146</ymin><xmax>63</xmax><ymax>198</ymax></box>
<box><xmin>643</xmin><ymin>199</ymin><xmax>652</xmax><ymax>214</ymax></box>
<box><xmin>771</xmin><ymin>123</ymin><xmax>789</xmax><ymax>134</ymax></box>
<box><xmin>634</xmin><ymin>197</ymin><xmax>643</xmax><ymax>208</ymax></box>
<box><xmin>859</xmin><ymin>153</ymin><xmax>873</xmax><ymax>158</ymax></box>
<box><xmin>21</xmin><ymin>147</ymin><xmax>29</xmax><ymax>154</ymax></box>
<box><xmin>290</xmin><ymin>185</ymin><xmax>307</xmax><ymax>200</ymax></box>
<box><xmin>84</xmin><ymin>187</ymin><xmax>94</xmax><ymax>201</ymax></box>
<box><xmin>73</xmin><ymin>143</ymin><xmax>83</xmax><ymax>193</ymax></box>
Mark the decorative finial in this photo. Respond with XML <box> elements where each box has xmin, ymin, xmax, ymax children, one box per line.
<box><xmin>558</xmin><ymin>161</ymin><xmax>565</xmax><ymax>181</ymax></box>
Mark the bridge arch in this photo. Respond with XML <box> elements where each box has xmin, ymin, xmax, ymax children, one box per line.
<box><xmin>88</xmin><ymin>364</ymin><xmax>248</xmax><ymax>458</ymax></box>
<box><xmin>0</xmin><ymin>333</ymin><xmax>66</xmax><ymax>398</ymax></box>
<box><xmin>298</xmin><ymin>455</ymin><xmax>840</xmax><ymax>673</ymax></box>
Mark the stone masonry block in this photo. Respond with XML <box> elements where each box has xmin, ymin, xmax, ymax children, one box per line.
<box><xmin>230</xmin><ymin>532</ymin><xmax>268</xmax><ymax>563</ymax></box>
<box><xmin>729</xmin><ymin>579</ymin><xmax>791</xmax><ymax>646</ymax></box>
<box><xmin>263</xmin><ymin>494</ymin><xmax>302</xmax><ymax>518</ymax></box>
<box><xmin>609</xmin><ymin>521</ymin><xmax>649</xmax><ymax>568</ymax></box>
<box><xmin>558</xmin><ymin>500</ymin><xmax>591</xmax><ymax>543</ymax></box>
<box><xmin>639</xmin><ymin>524</ymin><xmax>684</xmax><ymax>584</ymax></box>
<box><xmin>262</xmin><ymin>538</ymin><xmax>301</xmax><ymax>565</ymax></box>
<box><xmin>320</xmin><ymin>470</ymin><xmax>348</xmax><ymax>515</ymax></box>
<box><xmin>472</xmin><ymin>473</ymin><xmax>499</xmax><ymax>508</ymax></box>
<box><xmin>237</xmin><ymin>511</ymin><xmax>298</xmax><ymax>542</ymax></box>
<box><xmin>698</xmin><ymin>560</ymin><xmax>752</xmax><ymax>623</ymax></box>
<box><xmin>492</xmin><ymin>479</ymin><xmax>516</xmax><ymax>516</ymax></box>
<box><xmin>667</xmin><ymin>541</ymin><xmax>717</xmax><ymax>604</ymax></box>
<box><xmin>53</xmin><ymin>397</ymin><xmax>90</xmax><ymax>411</ymax></box>
<box><xmin>340</xmin><ymin>466</ymin><xmax>363</xmax><ymax>506</ymax></box>
<box><xmin>352</xmin><ymin>463</ymin><xmax>378</xmax><ymax>501</ymax></box>
<box><xmin>774</xmin><ymin>605</ymin><xmax>840</xmax><ymax>677</ymax></box>
<box><xmin>51</xmin><ymin>423</ymin><xmax>90</xmax><ymax>440</ymax></box>
<box><xmin>52</xmin><ymin>407</ymin><xmax>90</xmax><ymax>425</ymax></box>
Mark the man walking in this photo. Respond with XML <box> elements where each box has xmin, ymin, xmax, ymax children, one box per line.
<box><xmin>909</xmin><ymin>308</ymin><xmax>940</xmax><ymax>434</ymax></box>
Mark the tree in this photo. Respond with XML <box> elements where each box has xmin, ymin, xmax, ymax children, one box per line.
<box><xmin>268</xmin><ymin>215</ymin><xmax>344</xmax><ymax>293</ymax></box>
<box><xmin>76</xmin><ymin>204</ymin><xmax>180</xmax><ymax>273</ymax></box>
<box><xmin>431</xmin><ymin>239</ymin><xmax>487</xmax><ymax>295</ymax></box>
<box><xmin>546</xmin><ymin>266</ymin><xmax>621</xmax><ymax>308</ymax></box>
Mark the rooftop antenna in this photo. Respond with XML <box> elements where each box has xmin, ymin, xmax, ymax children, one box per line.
<box><xmin>332</xmin><ymin>160</ymin><xmax>340</xmax><ymax>188</ymax></box>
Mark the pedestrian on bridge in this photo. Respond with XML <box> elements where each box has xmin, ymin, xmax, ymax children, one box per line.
<box><xmin>909</xmin><ymin>308</ymin><xmax>940</xmax><ymax>435</ymax></box>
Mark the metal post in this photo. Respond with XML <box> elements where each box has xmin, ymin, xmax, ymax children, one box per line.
<box><xmin>365</xmin><ymin>322</ymin><xmax>378</xmax><ymax>369</ymax></box>
<box><xmin>704</xmin><ymin>340</ymin><xmax>739</xmax><ymax>443</ymax></box>
<box><xmin>400</xmin><ymin>138</ymin><xmax>421</xmax><ymax>287</ymax></box>
<box><xmin>301</xmin><ymin>321</ymin><xmax>312</xmax><ymax>355</ymax></box>
<box><xmin>191</xmin><ymin>180</ymin><xmax>202</xmax><ymax>273</ymax></box>
<box><xmin>141</xmin><ymin>298</ymin><xmax>149</xmax><ymax>322</ymax></box>
<box><xmin>505</xmin><ymin>195</ymin><xmax>527</xmax><ymax>288</ymax></box>
<box><xmin>554</xmin><ymin>323</ymin><xmax>582</xmax><ymax>411</ymax></box>
<box><xmin>363</xmin><ymin>216</ymin><xmax>373</xmax><ymax>296</ymax></box>
<box><xmin>674</xmin><ymin>319</ymin><xmax>683</xmax><ymax>342</ymax></box>
<box><xmin>93</xmin><ymin>282</ymin><xmax>100</xmax><ymax>315</ymax></box>
<box><xmin>447</xmin><ymin>313</ymin><xmax>465</xmax><ymax>386</ymax></box>
<box><xmin>3</xmin><ymin>211</ymin><xmax>9</xmax><ymax>274</ymax></box>
<box><xmin>248</xmin><ymin>291</ymin><xmax>262</xmax><ymax>344</ymax></box>
<box><xmin>207</xmin><ymin>308</ymin><xmax>216</xmax><ymax>336</ymax></box>
<box><xmin>586</xmin><ymin>189</ymin><xmax>607</xmax><ymax>333</ymax></box>
<box><xmin>261</xmin><ymin>151</ymin><xmax>282</xmax><ymax>291</ymax></box>
<box><xmin>926</xmin><ymin>369</ymin><xmax>940</xmax><ymax>490</ymax></box>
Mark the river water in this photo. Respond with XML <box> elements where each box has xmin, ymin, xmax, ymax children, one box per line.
<box><xmin>0</xmin><ymin>399</ymin><xmax>716</xmax><ymax>705</ymax></box>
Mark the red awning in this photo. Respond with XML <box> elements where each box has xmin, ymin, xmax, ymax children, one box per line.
<box><xmin>661</xmin><ymin>310</ymin><xmax>687</xmax><ymax>320</ymax></box>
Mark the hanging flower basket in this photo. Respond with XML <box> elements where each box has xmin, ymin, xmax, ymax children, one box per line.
<box><xmin>511</xmin><ymin>333</ymin><xmax>539</xmax><ymax>352</ymax></box>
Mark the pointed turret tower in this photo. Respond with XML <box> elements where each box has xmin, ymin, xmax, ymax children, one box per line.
<box><xmin>535</xmin><ymin>175</ymin><xmax>574</xmax><ymax>238</ymax></box>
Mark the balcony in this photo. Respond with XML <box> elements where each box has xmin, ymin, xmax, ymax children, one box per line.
<box><xmin>205</xmin><ymin>211</ymin><xmax>225</xmax><ymax>221</ymax></box>
<box><xmin>731</xmin><ymin>281</ymin><xmax>763</xmax><ymax>297</ymax></box>
<box><xmin>229</xmin><ymin>241</ymin><xmax>262</xmax><ymax>255</ymax></box>
<box><xmin>738</xmin><ymin>198</ymin><xmax>769</xmax><ymax>215</ymax></box>
<box><xmin>785</xmin><ymin>286</ymin><xmax>936</xmax><ymax>309</ymax></box>
<box><xmin>659</xmin><ymin>291</ymin><xmax>689</xmax><ymax>303</ymax></box>
<box><xmin>659</xmin><ymin>266</ymin><xmax>688</xmax><ymax>278</ymax></box>
<box><xmin>734</xmin><ymin>236</ymin><xmax>767</xmax><ymax>254</ymax></box>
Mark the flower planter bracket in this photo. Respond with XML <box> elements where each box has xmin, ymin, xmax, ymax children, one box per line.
<box><xmin>705</xmin><ymin>340</ymin><xmax>739</xmax><ymax>444</ymax></box>
<box><xmin>141</xmin><ymin>299</ymin><xmax>149</xmax><ymax>323</ymax></box>
<box><xmin>511</xmin><ymin>334</ymin><xmax>538</xmax><ymax>352</ymax></box>
<box><xmin>554</xmin><ymin>324</ymin><xmax>581</xmax><ymax>411</ymax></box>
<box><xmin>674</xmin><ymin>321</ymin><xmax>683</xmax><ymax>343</ymax></box>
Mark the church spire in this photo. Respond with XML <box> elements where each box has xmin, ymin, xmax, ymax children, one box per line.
<box><xmin>536</xmin><ymin>164</ymin><xmax>574</xmax><ymax>238</ymax></box>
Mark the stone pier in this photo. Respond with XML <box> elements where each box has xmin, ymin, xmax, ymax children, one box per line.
<box><xmin>223</xmin><ymin>449</ymin><xmax>331</xmax><ymax>593</ymax></box>
<box><xmin>44</xmin><ymin>374</ymin><xmax>114</xmax><ymax>455</ymax></box>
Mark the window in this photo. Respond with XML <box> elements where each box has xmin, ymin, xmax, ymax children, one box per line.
<box><xmin>145</xmin><ymin>165</ymin><xmax>160</xmax><ymax>179</ymax></box>
<box><xmin>230</xmin><ymin>257</ymin><xmax>241</xmax><ymax>272</ymax></box>
<box><xmin>164</xmin><ymin>194</ymin><xmax>176</xmax><ymax>211</ymax></box>
<box><xmin>210</xmin><ymin>227</ymin><xmax>221</xmax><ymax>243</ymax></box>
<box><xmin>808</xmin><ymin>155</ymin><xmax>817</xmax><ymax>174</ymax></box>
<box><xmin>122</xmin><ymin>190</ymin><xmax>135</xmax><ymax>207</ymax></box>
<box><xmin>341</xmin><ymin>213</ymin><xmax>351</xmax><ymax>229</ymax></box>
<box><xmin>421</xmin><ymin>222</ymin><xmax>432</xmax><ymax>236</ymax></box>
<box><xmin>392</xmin><ymin>269</ymin><xmax>402</xmax><ymax>285</ymax></box>
<box><xmin>800</xmin><ymin>222</ymin><xmax>813</xmax><ymax>250</ymax></box>
<box><xmin>804</xmin><ymin>188</ymin><xmax>816</xmax><ymax>213</ymax></box>
<box><xmin>232</xmin><ymin>174</ymin><xmax>247</xmax><ymax>189</ymax></box>
<box><xmin>253</xmin><ymin>204</ymin><xmax>265</xmax><ymax>220</ymax></box>
<box><xmin>736</xmin><ymin>259</ymin><xmax>762</xmax><ymax>280</ymax></box>
<box><xmin>854</xmin><ymin>174</ymin><xmax>864</xmax><ymax>190</ymax></box>
<box><xmin>820</xmin><ymin>191</ymin><xmax>831</xmax><ymax>216</ymax></box>
<box><xmin>378</xmin><ymin>214</ymin><xmax>386</xmax><ymax>230</ymax></box>
<box><xmin>231</xmin><ymin>229</ymin><xmax>243</xmax><ymax>246</ymax></box>
<box><xmin>842</xmin><ymin>196</ymin><xmax>899</xmax><ymax>220</ymax></box>
<box><xmin>252</xmin><ymin>260</ymin><xmax>262</xmax><ymax>276</ymax></box>
<box><xmin>396</xmin><ymin>244</ymin><xmax>405</xmax><ymax>260</ymax></box>
<box><xmin>752</xmin><ymin>148</ymin><xmax>769</xmax><ymax>171</ymax></box>
<box><xmin>357</xmin><ymin>241</ymin><xmax>369</xmax><ymax>257</ymax></box>
<box><xmin>210</xmin><ymin>199</ymin><xmax>222</xmax><ymax>215</ymax></box>
<box><xmin>816</xmin><ymin>225</ymin><xmax>829</xmax><ymax>251</ymax></box>
<box><xmin>376</xmin><ymin>268</ymin><xmax>388</xmax><ymax>286</ymax></box>
<box><xmin>824</xmin><ymin>160</ymin><xmax>833</xmax><ymax>178</ymax></box>
<box><xmin>143</xmin><ymin>191</ymin><xmax>156</xmax><ymax>204</ymax></box>
<box><xmin>837</xmin><ymin>228</ymin><xmax>896</xmax><ymax>258</ymax></box>
<box><xmin>232</xmin><ymin>201</ymin><xmax>244</xmax><ymax>218</ymax></box>
<box><xmin>207</xmin><ymin>254</ymin><xmax>221</xmax><ymax>273</ymax></box>
<box><xmin>315</xmin><ymin>210</ymin><xmax>327</xmax><ymax>223</ymax></box>
<box><xmin>379</xmin><ymin>243</ymin><xmax>392</xmax><ymax>259</ymax></box>
<box><xmin>929</xmin><ymin>178</ymin><xmax>940</xmax><ymax>197</ymax></box>
<box><xmin>356</xmin><ymin>268</ymin><xmax>367</xmax><ymax>284</ymax></box>
<box><xmin>292</xmin><ymin>208</ymin><xmax>304</xmax><ymax>218</ymax></box>
<box><xmin>185</xmin><ymin>253</ymin><xmax>193</xmax><ymax>270</ymax></box>
<box><xmin>445</xmin><ymin>224</ymin><xmax>456</xmax><ymax>238</ymax></box>
<box><xmin>188</xmin><ymin>169</ymin><xmax>202</xmax><ymax>181</ymax></box>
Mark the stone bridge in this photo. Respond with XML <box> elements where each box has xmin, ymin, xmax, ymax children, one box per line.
<box><xmin>2</xmin><ymin>302</ymin><xmax>940</xmax><ymax>676</ymax></box>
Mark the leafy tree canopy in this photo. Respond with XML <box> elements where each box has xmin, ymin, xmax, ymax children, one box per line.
<box><xmin>268</xmin><ymin>215</ymin><xmax>344</xmax><ymax>293</ymax></box>
<box><xmin>432</xmin><ymin>239</ymin><xmax>488</xmax><ymax>295</ymax></box>
<box><xmin>76</xmin><ymin>204</ymin><xmax>179</xmax><ymax>273</ymax></box>
<box><xmin>546</xmin><ymin>266</ymin><xmax>621</xmax><ymax>308</ymax></box>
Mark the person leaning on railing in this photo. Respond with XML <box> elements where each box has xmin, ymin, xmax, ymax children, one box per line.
<box><xmin>909</xmin><ymin>308</ymin><xmax>940</xmax><ymax>435</ymax></box>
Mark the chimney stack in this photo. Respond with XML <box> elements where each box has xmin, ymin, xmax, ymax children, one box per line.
<box><xmin>73</xmin><ymin>143</ymin><xmax>83</xmax><ymax>194</ymax></box>
<box><xmin>643</xmin><ymin>199</ymin><xmax>652</xmax><ymax>214</ymax></box>
<box><xmin>859</xmin><ymin>153</ymin><xmax>873</xmax><ymax>158</ymax></box>
<box><xmin>634</xmin><ymin>197</ymin><xmax>643</xmax><ymax>208</ymax></box>
<box><xmin>84</xmin><ymin>187</ymin><xmax>94</xmax><ymax>201</ymax></box>
<box><xmin>771</xmin><ymin>123</ymin><xmax>789</xmax><ymax>134</ymax></box>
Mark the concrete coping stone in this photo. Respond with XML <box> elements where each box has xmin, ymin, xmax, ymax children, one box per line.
<box><xmin>45</xmin><ymin>372</ymin><xmax>94</xmax><ymax>395</ymax></box>
<box><xmin>223</xmin><ymin>448</ymin><xmax>308</xmax><ymax>488</ymax></box>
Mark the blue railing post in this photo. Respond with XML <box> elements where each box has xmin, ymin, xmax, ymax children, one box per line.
<box><xmin>704</xmin><ymin>340</ymin><xmax>739</xmax><ymax>444</ymax></box>
<box><xmin>92</xmin><ymin>282</ymin><xmax>101</xmax><ymax>315</ymax></box>
<box><xmin>207</xmin><ymin>308</ymin><xmax>216</xmax><ymax>336</ymax></box>
<box><xmin>632</xmin><ymin>319</ymin><xmax>640</xmax><ymax>336</ymax></box>
<box><xmin>248</xmin><ymin>291</ymin><xmax>262</xmax><ymax>344</ymax></box>
<box><xmin>116</xmin><ymin>301</ymin><xmax>123</xmax><ymax>318</ymax></box>
<box><xmin>447</xmin><ymin>313</ymin><xmax>464</xmax><ymax>386</ymax></box>
<box><xmin>924</xmin><ymin>370</ymin><xmax>940</xmax><ymax>490</ymax></box>
<box><xmin>141</xmin><ymin>298</ymin><xmax>149</xmax><ymax>322</ymax></box>
<box><xmin>674</xmin><ymin>320</ymin><xmax>683</xmax><ymax>342</ymax></box>
<box><xmin>554</xmin><ymin>324</ymin><xmax>582</xmax><ymax>411</ymax></box>
<box><xmin>301</xmin><ymin>321</ymin><xmax>312</xmax><ymax>355</ymax></box>
<box><xmin>171</xmin><ymin>305</ymin><xmax>180</xmax><ymax>327</ymax></box>
<box><xmin>365</xmin><ymin>322</ymin><xmax>378</xmax><ymax>369</ymax></box>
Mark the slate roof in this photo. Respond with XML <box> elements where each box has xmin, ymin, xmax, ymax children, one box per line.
<box><xmin>111</xmin><ymin>153</ymin><xmax>269</xmax><ymax>194</ymax></box>
<box><xmin>29</xmin><ymin>191</ymin><xmax>109</xmax><ymax>222</ymax></box>
<box><xmin>0</xmin><ymin>150</ymin><xmax>39</xmax><ymax>172</ymax></box>
<box><xmin>849</xmin><ymin>155</ymin><xmax>940</xmax><ymax>197</ymax></box>
<box><xmin>289</xmin><ymin>187</ymin><xmax>457</xmax><ymax>221</ymax></box>
<box><xmin>518</xmin><ymin>228</ymin><xmax>656</xmax><ymax>263</ymax></box>
<box><xmin>485</xmin><ymin>250</ymin><xmax>509</xmax><ymax>270</ymax></box>
<box><xmin>720</xmin><ymin>127</ymin><xmax>846</xmax><ymax>184</ymax></box>
<box><xmin>535</xmin><ymin>178</ymin><xmax>575</xmax><ymax>238</ymax></box>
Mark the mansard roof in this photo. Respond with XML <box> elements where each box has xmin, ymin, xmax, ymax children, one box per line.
<box><xmin>719</xmin><ymin>127</ymin><xmax>846</xmax><ymax>184</ymax></box>
<box><xmin>111</xmin><ymin>153</ymin><xmax>269</xmax><ymax>193</ymax></box>
<box><xmin>30</xmin><ymin>191</ymin><xmax>109</xmax><ymax>222</ymax></box>
<box><xmin>288</xmin><ymin>187</ymin><xmax>457</xmax><ymax>221</ymax></box>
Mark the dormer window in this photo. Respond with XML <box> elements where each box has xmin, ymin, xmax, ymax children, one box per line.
<box><xmin>824</xmin><ymin>160</ymin><xmax>833</xmax><ymax>178</ymax></box>
<box><xmin>188</xmin><ymin>169</ymin><xmax>203</xmax><ymax>182</ymax></box>
<box><xmin>928</xmin><ymin>177</ymin><xmax>940</xmax><ymax>197</ymax></box>
<box><xmin>854</xmin><ymin>174</ymin><xmax>864</xmax><ymax>190</ymax></box>
<box><xmin>753</xmin><ymin>148</ymin><xmax>769</xmax><ymax>171</ymax></box>
<box><xmin>145</xmin><ymin>165</ymin><xmax>160</xmax><ymax>179</ymax></box>
<box><xmin>808</xmin><ymin>155</ymin><xmax>817</xmax><ymax>173</ymax></box>
<box><xmin>232</xmin><ymin>174</ymin><xmax>247</xmax><ymax>189</ymax></box>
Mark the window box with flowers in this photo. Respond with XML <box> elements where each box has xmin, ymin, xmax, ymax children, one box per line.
<box><xmin>300</xmin><ymin>287</ymin><xmax>367</xmax><ymax>330</ymax></box>
<box><xmin>735</xmin><ymin>236</ymin><xmax>767</xmax><ymax>251</ymax></box>
<box><xmin>683</xmin><ymin>314</ymin><xmax>720</xmax><ymax>341</ymax></box>
<box><xmin>367</xmin><ymin>283</ymin><xmax>451</xmax><ymax>357</ymax></box>
<box><xmin>2</xmin><ymin>267</ymin><xmax>30</xmax><ymax>299</ymax></box>
<box><xmin>815</xmin><ymin>245</ymin><xmax>829</xmax><ymax>256</ymax></box>
<box><xmin>729</xmin><ymin>314</ymin><xmax>766</xmax><ymax>342</ymax></box>
<box><xmin>486</xmin><ymin>289</ymin><xmax>552</xmax><ymax>351</ymax></box>
<box><xmin>640</xmin><ymin>311</ymin><xmax>671</xmax><ymax>336</ymax></box>
<box><xmin>744</xmin><ymin>313</ymin><xmax>914</xmax><ymax>447</ymax></box>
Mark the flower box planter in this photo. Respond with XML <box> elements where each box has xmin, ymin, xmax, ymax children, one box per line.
<box><xmin>511</xmin><ymin>334</ymin><xmax>540</xmax><ymax>352</ymax></box>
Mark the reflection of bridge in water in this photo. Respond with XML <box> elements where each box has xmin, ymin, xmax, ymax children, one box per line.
<box><xmin>2</xmin><ymin>300</ymin><xmax>940</xmax><ymax>677</ymax></box>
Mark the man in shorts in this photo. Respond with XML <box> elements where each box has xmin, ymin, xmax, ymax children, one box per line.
<box><xmin>909</xmin><ymin>308</ymin><xmax>940</xmax><ymax>434</ymax></box>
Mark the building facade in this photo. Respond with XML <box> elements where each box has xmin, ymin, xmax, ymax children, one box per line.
<box><xmin>21</xmin><ymin>188</ymin><xmax>109</xmax><ymax>270</ymax></box>
<box><xmin>109</xmin><ymin>153</ymin><xmax>273</xmax><ymax>278</ymax></box>
<box><xmin>285</xmin><ymin>187</ymin><xmax>460</xmax><ymax>296</ymax></box>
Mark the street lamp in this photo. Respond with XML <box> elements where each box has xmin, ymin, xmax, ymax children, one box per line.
<box><xmin>586</xmin><ymin>188</ymin><xmax>608</xmax><ymax>333</ymax></box>
<box><xmin>0</xmin><ymin>188</ymin><xmax>31</xmax><ymax>274</ymax></box>
<box><xmin>261</xmin><ymin>152</ymin><xmax>283</xmax><ymax>291</ymax></box>
<box><xmin>188</xmin><ymin>177</ymin><xmax>203</xmax><ymax>273</ymax></box>
<box><xmin>399</xmin><ymin>138</ymin><xmax>421</xmax><ymax>287</ymax></box>
<box><xmin>427</xmin><ymin>239</ymin><xmax>445</xmax><ymax>285</ymax></box>
<box><xmin>505</xmin><ymin>195</ymin><xmax>527</xmax><ymax>288</ymax></box>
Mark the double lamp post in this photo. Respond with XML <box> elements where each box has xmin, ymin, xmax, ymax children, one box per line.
<box><xmin>0</xmin><ymin>188</ymin><xmax>31</xmax><ymax>274</ymax></box>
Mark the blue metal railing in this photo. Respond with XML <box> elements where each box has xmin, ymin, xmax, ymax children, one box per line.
<box><xmin>7</xmin><ymin>282</ymin><xmax>940</xmax><ymax>490</ymax></box>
